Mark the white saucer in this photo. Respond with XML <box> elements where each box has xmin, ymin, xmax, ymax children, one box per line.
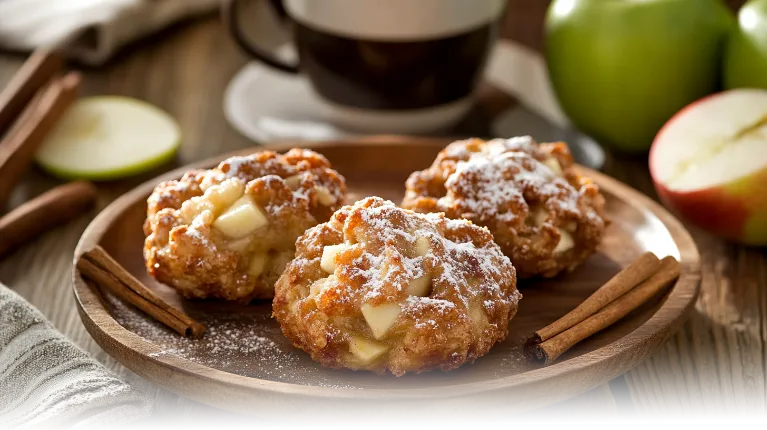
<box><xmin>224</xmin><ymin>61</ymin><xmax>351</xmax><ymax>142</ymax></box>
<box><xmin>223</xmin><ymin>41</ymin><xmax>603</xmax><ymax>170</ymax></box>
<box><xmin>225</xmin><ymin>63</ymin><xmax>482</xmax><ymax>139</ymax></box>
<box><xmin>225</xmin><ymin>41</ymin><xmax>558</xmax><ymax>141</ymax></box>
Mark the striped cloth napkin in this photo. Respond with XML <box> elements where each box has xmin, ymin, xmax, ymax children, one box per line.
<box><xmin>0</xmin><ymin>283</ymin><xmax>151</xmax><ymax>428</ymax></box>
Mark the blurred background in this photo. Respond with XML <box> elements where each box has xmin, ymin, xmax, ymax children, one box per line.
<box><xmin>1</xmin><ymin>1</ymin><xmax>764</xmax><ymax>309</ymax></box>
<box><xmin>2</xmin><ymin>0</ymin><xmax>762</xmax><ymax>242</ymax></box>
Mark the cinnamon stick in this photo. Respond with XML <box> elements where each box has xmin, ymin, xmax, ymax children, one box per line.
<box><xmin>0</xmin><ymin>50</ymin><xmax>62</xmax><ymax>136</ymax></box>
<box><xmin>527</xmin><ymin>256</ymin><xmax>681</xmax><ymax>365</ymax></box>
<box><xmin>529</xmin><ymin>251</ymin><xmax>661</xmax><ymax>345</ymax></box>
<box><xmin>0</xmin><ymin>181</ymin><xmax>97</xmax><ymax>259</ymax></box>
<box><xmin>77</xmin><ymin>258</ymin><xmax>198</xmax><ymax>338</ymax></box>
<box><xmin>77</xmin><ymin>246</ymin><xmax>205</xmax><ymax>338</ymax></box>
<box><xmin>0</xmin><ymin>72</ymin><xmax>81</xmax><ymax>210</ymax></box>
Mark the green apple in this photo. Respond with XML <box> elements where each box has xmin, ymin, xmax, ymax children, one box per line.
<box><xmin>546</xmin><ymin>0</ymin><xmax>733</xmax><ymax>152</ymax></box>
<box><xmin>724</xmin><ymin>0</ymin><xmax>767</xmax><ymax>89</ymax></box>
<box><xmin>35</xmin><ymin>97</ymin><xmax>181</xmax><ymax>181</ymax></box>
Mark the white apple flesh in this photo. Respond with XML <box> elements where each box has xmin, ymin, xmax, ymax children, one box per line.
<box><xmin>320</xmin><ymin>244</ymin><xmax>348</xmax><ymax>273</ymax></box>
<box><xmin>650</xmin><ymin>89</ymin><xmax>767</xmax><ymax>245</ymax></box>
<box><xmin>348</xmin><ymin>337</ymin><xmax>388</xmax><ymax>364</ymax></box>
<box><xmin>35</xmin><ymin>97</ymin><xmax>180</xmax><ymax>180</ymax></box>
<box><xmin>212</xmin><ymin>196</ymin><xmax>269</xmax><ymax>239</ymax></box>
<box><xmin>361</xmin><ymin>303</ymin><xmax>401</xmax><ymax>339</ymax></box>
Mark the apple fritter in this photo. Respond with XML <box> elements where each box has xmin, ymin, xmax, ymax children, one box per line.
<box><xmin>402</xmin><ymin>136</ymin><xmax>608</xmax><ymax>278</ymax></box>
<box><xmin>272</xmin><ymin>197</ymin><xmax>520</xmax><ymax>376</ymax></box>
<box><xmin>143</xmin><ymin>149</ymin><xmax>346</xmax><ymax>302</ymax></box>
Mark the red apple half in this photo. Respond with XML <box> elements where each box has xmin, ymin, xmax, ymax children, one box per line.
<box><xmin>650</xmin><ymin>89</ymin><xmax>767</xmax><ymax>245</ymax></box>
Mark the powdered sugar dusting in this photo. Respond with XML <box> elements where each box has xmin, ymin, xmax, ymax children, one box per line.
<box><xmin>222</xmin><ymin>156</ymin><xmax>253</xmax><ymax>177</ymax></box>
<box><xmin>354</xmin><ymin>251</ymin><xmax>426</xmax><ymax>301</ymax></box>
<box><xmin>406</xmin><ymin>295</ymin><xmax>459</xmax><ymax>330</ymax></box>
<box><xmin>441</xmin><ymin>143</ymin><xmax>581</xmax><ymax>223</ymax></box>
<box><xmin>318</xmin><ymin>199</ymin><xmax>518</xmax><ymax>320</ymax></box>
<box><xmin>155</xmin><ymin>181</ymin><xmax>189</xmax><ymax>201</ymax></box>
<box><xmin>443</xmin><ymin>136</ymin><xmax>538</xmax><ymax>160</ymax></box>
<box><xmin>406</xmin><ymin>296</ymin><xmax>455</xmax><ymax>310</ymax></box>
<box><xmin>483</xmin><ymin>136</ymin><xmax>538</xmax><ymax>156</ymax></box>
<box><xmin>108</xmin><ymin>295</ymin><xmax>357</xmax><ymax>388</ymax></box>
<box><xmin>186</xmin><ymin>218</ymin><xmax>212</xmax><ymax>247</ymax></box>
<box><xmin>440</xmin><ymin>239</ymin><xmax>504</xmax><ymax>291</ymax></box>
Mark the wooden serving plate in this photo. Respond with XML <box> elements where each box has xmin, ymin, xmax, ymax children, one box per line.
<box><xmin>73</xmin><ymin>136</ymin><xmax>700</xmax><ymax>415</ymax></box>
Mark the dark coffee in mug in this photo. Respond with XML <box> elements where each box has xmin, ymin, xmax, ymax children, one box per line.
<box><xmin>226</xmin><ymin>0</ymin><xmax>506</xmax><ymax>133</ymax></box>
<box><xmin>295</xmin><ymin>23</ymin><xmax>496</xmax><ymax>111</ymax></box>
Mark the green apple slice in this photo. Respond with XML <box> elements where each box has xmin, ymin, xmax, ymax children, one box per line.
<box><xmin>35</xmin><ymin>96</ymin><xmax>181</xmax><ymax>181</ymax></box>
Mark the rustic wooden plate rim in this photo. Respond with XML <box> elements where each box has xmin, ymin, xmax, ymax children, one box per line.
<box><xmin>72</xmin><ymin>136</ymin><xmax>701</xmax><ymax>400</ymax></box>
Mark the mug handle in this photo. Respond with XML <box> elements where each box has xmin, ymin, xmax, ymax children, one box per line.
<box><xmin>222</xmin><ymin>0</ymin><xmax>300</xmax><ymax>74</ymax></box>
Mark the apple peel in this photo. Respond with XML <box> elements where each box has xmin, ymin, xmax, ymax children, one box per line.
<box><xmin>650</xmin><ymin>89</ymin><xmax>767</xmax><ymax>245</ymax></box>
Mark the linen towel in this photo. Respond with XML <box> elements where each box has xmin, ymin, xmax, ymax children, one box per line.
<box><xmin>485</xmin><ymin>40</ymin><xmax>569</xmax><ymax>129</ymax></box>
<box><xmin>0</xmin><ymin>283</ymin><xmax>151</xmax><ymax>428</ymax></box>
<box><xmin>0</xmin><ymin>0</ymin><xmax>219</xmax><ymax>65</ymax></box>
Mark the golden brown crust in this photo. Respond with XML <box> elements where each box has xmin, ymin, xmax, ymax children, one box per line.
<box><xmin>402</xmin><ymin>136</ymin><xmax>608</xmax><ymax>278</ymax></box>
<box><xmin>144</xmin><ymin>149</ymin><xmax>346</xmax><ymax>302</ymax></box>
<box><xmin>272</xmin><ymin>197</ymin><xmax>520</xmax><ymax>376</ymax></box>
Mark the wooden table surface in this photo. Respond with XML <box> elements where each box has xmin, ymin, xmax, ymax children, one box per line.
<box><xmin>1</xmin><ymin>9</ymin><xmax>766</xmax><ymax>418</ymax></box>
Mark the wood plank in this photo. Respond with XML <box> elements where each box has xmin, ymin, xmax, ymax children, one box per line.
<box><xmin>613</xmin><ymin>189</ymin><xmax>767</xmax><ymax>414</ymax></box>
<box><xmin>591</xmin><ymin>137</ymin><xmax>767</xmax><ymax>415</ymax></box>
